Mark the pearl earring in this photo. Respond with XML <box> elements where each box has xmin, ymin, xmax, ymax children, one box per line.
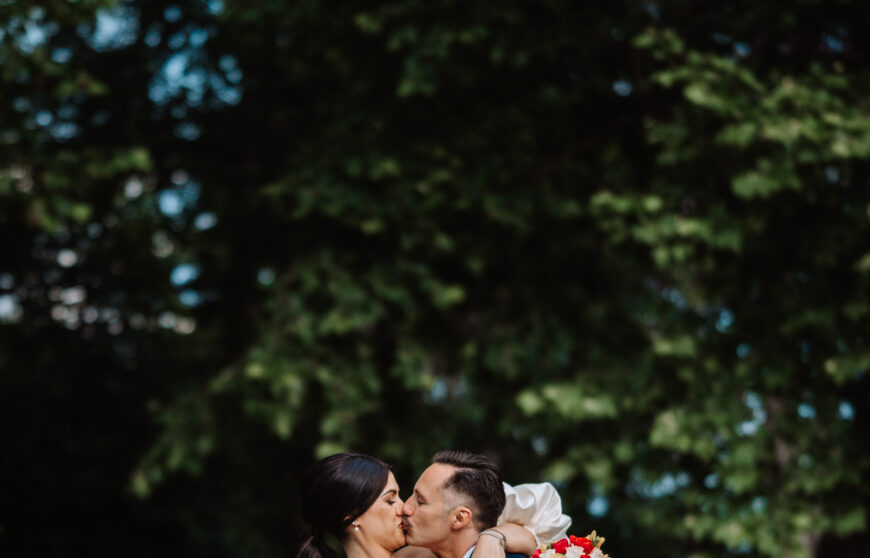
<box><xmin>354</xmin><ymin>523</ymin><xmax>359</xmax><ymax>532</ymax></box>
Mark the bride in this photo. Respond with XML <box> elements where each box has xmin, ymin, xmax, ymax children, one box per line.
<box><xmin>297</xmin><ymin>452</ymin><xmax>569</xmax><ymax>558</ymax></box>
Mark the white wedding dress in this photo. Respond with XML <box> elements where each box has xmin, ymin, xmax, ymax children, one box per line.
<box><xmin>498</xmin><ymin>483</ymin><xmax>572</xmax><ymax>545</ymax></box>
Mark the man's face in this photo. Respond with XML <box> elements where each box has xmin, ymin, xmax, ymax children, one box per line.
<box><xmin>402</xmin><ymin>463</ymin><xmax>457</xmax><ymax>548</ymax></box>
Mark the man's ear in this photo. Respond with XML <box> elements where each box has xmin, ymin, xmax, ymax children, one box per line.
<box><xmin>450</xmin><ymin>506</ymin><xmax>473</xmax><ymax>530</ymax></box>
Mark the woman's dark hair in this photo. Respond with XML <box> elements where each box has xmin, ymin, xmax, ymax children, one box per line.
<box><xmin>296</xmin><ymin>453</ymin><xmax>392</xmax><ymax>558</ymax></box>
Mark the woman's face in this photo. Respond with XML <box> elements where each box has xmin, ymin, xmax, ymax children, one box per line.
<box><xmin>352</xmin><ymin>472</ymin><xmax>406</xmax><ymax>551</ymax></box>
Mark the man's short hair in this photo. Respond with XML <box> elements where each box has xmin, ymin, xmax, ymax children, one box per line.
<box><xmin>431</xmin><ymin>450</ymin><xmax>506</xmax><ymax>531</ymax></box>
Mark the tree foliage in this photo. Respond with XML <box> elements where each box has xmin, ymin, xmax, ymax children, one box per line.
<box><xmin>2</xmin><ymin>1</ymin><xmax>869</xmax><ymax>557</ymax></box>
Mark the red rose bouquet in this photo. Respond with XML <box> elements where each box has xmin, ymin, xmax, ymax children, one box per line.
<box><xmin>532</xmin><ymin>532</ymin><xmax>609</xmax><ymax>558</ymax></box>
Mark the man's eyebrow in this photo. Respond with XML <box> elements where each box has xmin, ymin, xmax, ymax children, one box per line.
<box><xmin>414</xmin><ymin>488</ymin><xmax>425</xmax><ymax>500</ymax></box>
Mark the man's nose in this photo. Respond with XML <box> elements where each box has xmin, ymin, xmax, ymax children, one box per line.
<box><xmin>402</xmin><ymin>499</ymin><xmax>414</xmax><ymax>516</ymax></box>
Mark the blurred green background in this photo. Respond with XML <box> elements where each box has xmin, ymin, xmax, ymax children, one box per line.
<box><xmin>1</xmin><ymin>1</ymin><xmax>869</xmax><ymax>557</ymax></box>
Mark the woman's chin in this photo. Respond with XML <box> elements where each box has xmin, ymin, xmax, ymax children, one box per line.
<box><xmin>390</xmin><ymin>535</ymin><xmax>408</xmax><ymax>551</ymax></box>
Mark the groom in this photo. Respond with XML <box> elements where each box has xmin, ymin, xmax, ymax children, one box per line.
<box><xmin>402</xmin><ymin>450</ymin><xmax>536</xmax><ymax>558</ymax></box>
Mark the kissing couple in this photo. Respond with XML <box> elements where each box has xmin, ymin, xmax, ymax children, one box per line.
<box><xmin>297</xmin><ymin>450</ymin><xmax>571</xmax><ymax>558</ymax></box>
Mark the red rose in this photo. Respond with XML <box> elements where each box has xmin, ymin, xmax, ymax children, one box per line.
<box><xmin>553</xmin><ymin>539</ymin><xmax>570</xmax><ymax>554</ymax></box>
<box><xmin>568</xmin><ymin>535</ymin><xmax>583</xmax><ymax>546</ymax></box>
<box><xmin>532</xmin><ymin>550</ymin><xmax>541</xmax><ymax>558</ymax></box>
<box><xmin>574</xmin><ymin>538</ymin><xmax>594</xmax><ymax>554</ymax></box>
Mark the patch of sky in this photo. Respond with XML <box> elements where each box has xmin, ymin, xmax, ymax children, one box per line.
<box><xmin>51</xmin><ymin>47</ymin><xmax>73</xmax><ymax>64</ymax></box>
<box><xmin>170</xmin><ymin>169</ymin><xmax>188</xmax><ymax>185</ymax></box>
<box><xmin>13</xmin><ymin>97</ymin><xmax>31</xmax><ymax>112</ymax></box>
<box><xmin>168</xmin><ymin>31</ymin><xmax>187</xmax><ymax>50</ymax></box>
<box><xmin>206</xmin><ymin>0</ymin><xmax>225</xmax><ymax>16</ymax></box>
<box><xmin>218</xmin><ymin>55</ymin><xmax>238</xmax><ymax>72</ymax></box>
<box><xmin>179</xmin><ymin>289</ymin><xmax>202</xmax><ymax>306</ymax></box>
<box><xmin>716</xmin><ymin>308</ymin><xmax>734</xmax><ymax>333</ymax></box>
<box><xmin>824</xmin><ymin>34</ymin><xmax>845</xmax><ymax>53</ymax></box>
<box><xmin>210</xmin><ymin>74</ymin><xmax>242</xmax><ymax>105</ymax></box>
<box><xmin>124</xmin><ymin>177</ymin><xmax>144</xmax><ymax>198</ymax></box>
<box><xmin>530</xmin><ymin>435</ymin><xmax>549</xmax><ymax>455</ymax></box>
<box><xmin>159</xmin><ymin>189</ymin><xmax>184</xmax><ymax>217</ymax></box>
<box><xmin>212</xmin><ymin>54</ymin><xmax>244</xmax><ymax>101</ymax></box>
<box><xmin>150</xmin><ymin>51</ymin><xmax>237</xmax><ymax>109</ymax></box>
<box><xmin>190</xmin><ymin>28</ymin><xmax>208</xmax><ymax>48</ymax></box>
<box><xmin>35</xmin><ymin>111</ymin><xmax>53</xmax><ymax>127</ymax></box>
<box><xmin>145</xmin><ymin>26</ymin><xmax>161</xmax><ymax>47</ymax></box>
<box><xmin>424</xmin><ymin>378</ymin><xmax>448</xmax><ymax>405</ymax></box>
<box><xmin>12</xmin><ymin>12</ymin><xmax>57</xmax><ymax>54</ymax></box>
<box><xmin>737</xmin><ymin>392</ymin><xmax>766</xmax><ymax>436</ymax></box>
<box><xmin>734</xmin><ymin>42</ymin><xmax>751</xmax><ymax>57</ymax></box>
<box><xmin>87</xmin><ymin>223</ymin><xmax>104</xmax><ymax>239</ymax></box>
<box><xmin>149</xmin><ymin>52</ymin><xmax>200</xmax><ymax>105</ymax></box>
<box><xmin>83</xmin><ymin>4</ymin><xmax>138</xmax><ymax>51</ymax></box>
<box><xmin>169</xmin><ymin>177</ymin><xmax>200</xmax><ymax>211</ymax></box>
<box><xmin>61</xmin><ymin>286</ymin><xmax>86</xmax><ymax>305</ymax></box>
<box><xmin>225</xmin><ymin>68</ymin><xmax>243</xmax><ymax>85</ymax></box>
<box><xmin>712</xmin><ymin>32</ymin><xmax>732</xmax><ymax>45</ymax></box>
<box><xmin>826</xmin><ymin>165</ymin><xmax>841</xmax><ymax>183</ymax></box>
<box><xmin>57</xmin><ymin>249</ymin><xmax>78</xmax><ymax>268</ymax></box>
<box><xmin>0</xmin><ymin>273</ymin><xmax>14</xmax><ymax>289</ymax></box>
<box><xmin>57</xmin><ymin>104</ymin><xmax>77</xmax><ymax>120</ymax></box>
<box><xmin>175</xmin><ymin>121</ymin><xmax>201</xmax><ymax>141</ymax></box>
<box><xmin>257</xmin><ymin>267</ymin><xmax>275</xmax><ymax>286</ymax></box>
<box><xmin>736</xmin><ymin>343</ymin><xmax>752</xmax><ymax>359</ymax></box>
<box><xmin>751</xmin><ymin>496</ymin><xmax>767</xmax><ymax>513</ymax></box>
<box><xmin>171</xmin><ymin>263</ymin><xmax>200</xmax><ymax>286</ymax></box>
<box><xmin>631</xmin><ymin>471</ymin><xmax>690</xmax><ymax>499</ymax></box>
<box><xmin>744</xmin><ymin>391</ymin><xmax>762</xmax><ymax>411</ymax></box>
<box><xmin>587</xmin><ymin>492</ymin><xmax>609</xmax><ymax>517</ymax></box>
<box><xmin>748</xmin><ymin>395</ymin><xmax>766</xmax><ymax>420</ymax></box>
<box><xmin>82</xmin><ymin>306</ymin><xmax>98</xmax><ymax>323</ymax></box>
<box><xmin>797</xmin><ymin>402</ymin><xmax>816</xmax><ymax>419</ymax></box>
<box><xmin>737</xmin><ymin>420</ymin><xmax>759</xmax><ymax>436</ymax></box>
<box><xmin>704</xmin><ymin>473</ymin><xmax>719</xmax><ymax>489</ymax></box>
<box><xmin>194</xmin><ymin>212</ymin><xmax>217</xmax><ymax>230</ymax></box>
<box><xmin>0</xmin><ymin>294</ymin><xmax>23</xmax><ymax>323</ymax></box>
<box><xmin>164</xmin><ymin>6</ymin><xmax>183</xmax><ymax>23</ymax></box>
<box><xmin>51</xmin><ymin>123</ymin><xmax>80</xmax><ymax>141</ymax></box>
<box><xmin>644</xmin><ymin>1</ymin><xmax>661</xmax><ymax>21</ymax></box>
<box><xmin>838</xmin><ymin>400</ymin><xmax>855</xmax><ymax>420</ymax></box>
<box><xmin>613</xmin><ymin>79</ymin><xmax>632</xmax><ymax>97</ymax></box>
<box><xmin>170</xmin><ymin>105</ymin><xmax>188</xmax><ymax>119</ymax></box>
